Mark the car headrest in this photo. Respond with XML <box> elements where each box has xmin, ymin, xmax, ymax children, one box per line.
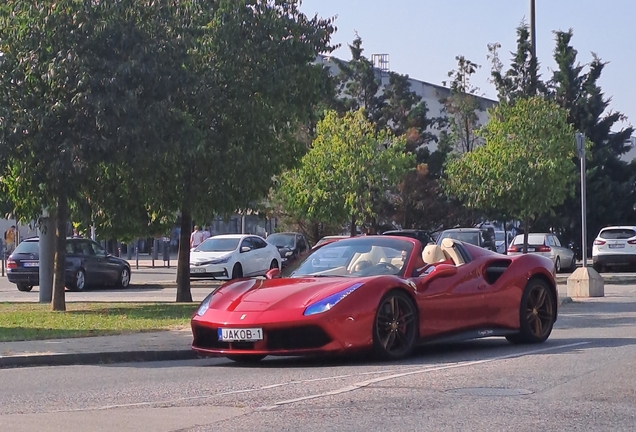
<box><xmin>422</xmin><ymin>244</ymin><xmax>449</xmax><ymax>265</ymax></box>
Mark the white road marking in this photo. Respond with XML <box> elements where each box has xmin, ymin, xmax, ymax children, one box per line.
<box><xmin>258</xmin><ymin>341</ymin><xmax>590</xmax><ymax>410</ymax></box>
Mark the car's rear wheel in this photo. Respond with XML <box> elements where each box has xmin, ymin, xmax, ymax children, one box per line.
<box><xmin>269</xmin><ymin>259</ymin><xmax>278</xmax><ymax>270</ymax></box>
<box><xmin>226</xmin><ymin>355</ymin><xmax>265</xmax><ymax>364</ymax></box>
<box><xmin>231</xmin><ymin>263</ymin><xmax>243</xmax><ymax>279</ymax></box>
<box><xmin>373</xmin><ymin>290</ymin><xmax>418</xmax><ymax>360</ymax></box>
<box><xmin>555</xmin><ymin>257</ymin><xmax>561</xmax><ymax>273</ymax></box>
<box><xmin>569</xmin><ymin>257</ymin><xmax>577</xmax><ymax>272</ymax></box>
<box><xmin>117</xmin><ymin>267</ymin><xmax>131</xmax><ymax>288</ymax></box>
<box><xmin>506</xmin><ymin>278</ymin><xmax>555</xmax><ymax>344</ymax></box>
<box><xmin>68</xmin><ymin>269</ymin><xmax>86</xmax><ymax>292</ymax></box>
<box><xmin>16</xmin><ymin>284</ymin><xmax>33</xmax><ymax>292</ymax></box>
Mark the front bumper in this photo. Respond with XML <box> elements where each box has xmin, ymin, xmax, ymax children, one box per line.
<box><xmin>191</xmin><ymin>307</ymin><xmax>373</xmax><ymax>357</ymax></box>
<box><xmin>189</xmin><ymin>264</ymin><xmax>230</xmax><ymax>280</ymax></box>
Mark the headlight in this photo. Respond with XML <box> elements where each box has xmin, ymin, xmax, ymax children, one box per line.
<box><xmin>303</xmin><ymin>283</ymin><xmax>363</xmax><ymax>316</ymax></box>
<box><xmin>210</xmin><ymin>256</ymin><xmax>230</xmax><ymax>264</ymax></box>
<box><xmin>285</xmin><ymin>250</ymin><xmax>293</xmax><ymax>257</ymax></box>
<box><xmin>196</xmin><ymin>293</ymin><xmax>214</xmax><ymax>316</ymax></box>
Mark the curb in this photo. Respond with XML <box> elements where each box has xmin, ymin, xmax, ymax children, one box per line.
<box><xmin>0</xmin><ymin>349</ymin><xmax>198</xmax><ymax>369</ymax></box>
<box><xmin>556</xmin><ymin>275</ymin><xmax>636</xmax><ymax>285</ymax></box>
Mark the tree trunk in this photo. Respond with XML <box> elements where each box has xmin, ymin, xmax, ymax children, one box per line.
<box><xmin>522</xmin><ymin>217</ymin><xmax>530</xmax><ymax>254</ymax></box>
<box><xmin>176</xmin><ymin>209</ymin><xmax>193</xmax><ymax>302</ymax></box>
<box><xmin>52</xmin><ymin>193</ymin><xmax>68</xmax><ymax>311</ymax></box>
<box><xmin>350</xmin><ymin>213</ymin><xmax>356</xmax><ymax>237</ymax></box>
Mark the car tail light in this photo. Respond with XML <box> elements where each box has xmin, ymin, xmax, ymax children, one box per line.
<box><xmin>507</xmin><ymin>246</ymin><xmax>518</xmax><ymax>253</ymax></box>
<box><xmin>537</xmin><ymin>245</ymin><xmax>551</xmax><ymax>252</ymax></box>
<box><xmin>593</xmin><ymin>239</ymin><xmax>606</xmax><ymax>245</ymax></box>
<box><xmin>6</xmin><ymin>258</ymin><xmax>17</xmax><ymax>270</ymax></box>
<box><xmin>628</xmin><ymin>240</ymin><xmax>636</xmax><ymax>245</ymax></box>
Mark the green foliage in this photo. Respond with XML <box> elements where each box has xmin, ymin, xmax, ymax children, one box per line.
<box><xmin>444</xmin><ymin>97</ymin><xmax>576</xmax><ymax>224</ymax></box>
<box><xmin>276</xmin><ymin>110</ymin><xmax>414</xmax><ymax>232</ymax></box>
<box><xmin>487</xmin><ymin>22</ymin><xmax>547</xmax><ymax>103</ymax></box>
<box><xmin>440</xmin><ymin>56</ymin><xmax>484</xmax><ymax>153</ymax></box>
<box><xmin>334</xmin><ymin>36</ymin><xmax>381</xmax><ymax>115</ymax></box>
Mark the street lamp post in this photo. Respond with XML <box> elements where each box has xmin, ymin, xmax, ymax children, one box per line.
<box><xmin>575</xmin><ymin>133</ymin><xmax>587</xmax><ymax>267</ymax></box>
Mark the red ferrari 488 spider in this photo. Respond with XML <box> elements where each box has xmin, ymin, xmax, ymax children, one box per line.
<box><xmin>191</xmin><ymin>235</ymin><xmax>558</xmax><ymax>363</ymax></box>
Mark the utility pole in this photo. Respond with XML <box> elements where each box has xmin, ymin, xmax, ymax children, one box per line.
<box><xmin>530</xmin><ymin>0</ymin><xmax>537</xmax><ymax>63</ymax></box>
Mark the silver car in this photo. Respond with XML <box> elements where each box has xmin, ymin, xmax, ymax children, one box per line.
<box><xmin>508</xmin><ymin>233</ymin><xmax>576</xmax><ymax>273</ymax></box>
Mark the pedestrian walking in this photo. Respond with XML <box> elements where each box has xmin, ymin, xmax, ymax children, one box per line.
<box><xmin>190</xmin><ymin>225</ymin><xmax>205</xmax><ymax>249</ymax></box>
<box><xmin>4</xmin><ymin>225</ymin><xmax>16</xmax><ymax>255</ymax></box>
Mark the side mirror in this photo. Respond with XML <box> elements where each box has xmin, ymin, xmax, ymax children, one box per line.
<box><xmin>240</xmin><ymin>246</ymin><xmax>251</xmax><ymax>253</ymax></box>
<box><xmin>265</xmin><ymin>268</ymin><xmax>281</xmax><ymax>279</ymax></box>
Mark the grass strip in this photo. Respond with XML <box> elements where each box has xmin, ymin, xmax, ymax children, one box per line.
<box><xmin>0</xmin><ymin>302</ymin><xmax>198</xmax><ymax>342</ymax></box>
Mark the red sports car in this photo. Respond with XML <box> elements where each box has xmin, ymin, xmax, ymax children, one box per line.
<box><xmin>191</xmin><ymin>235</ymin><xmax>558</xmax><ymax>363</ymax></box>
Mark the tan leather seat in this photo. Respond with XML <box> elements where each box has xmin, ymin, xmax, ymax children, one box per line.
<box><xmin>440</xmin><ymin>238</ymin><xmax>465</xmax><ymax>265</ymax></box>
<box><xmin>422</xmin><ymin>244</ymin><xmax>451</xmax><ymax>265</ymax></box>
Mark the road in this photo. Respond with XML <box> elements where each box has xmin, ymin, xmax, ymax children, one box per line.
<box><xmin>1</xmin><ymin>285</ymin><xmax>636</xmax><ymax>431</ymax></box>
<box><xmin>0</xmin><ymin>265</ymin><xmax>222</xmax><ymax>302</ymax></box>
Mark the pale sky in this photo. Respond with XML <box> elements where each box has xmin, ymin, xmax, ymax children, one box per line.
<box><xmin>299</xmin><ymin>0</ymin><xmax>635</xmax><ymax>131</ymax></box>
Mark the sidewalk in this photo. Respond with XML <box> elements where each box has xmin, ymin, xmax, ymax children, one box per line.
<box><xmin>0</xmin><ymin>295</ymin><xmax>574</xmax><ymax>369</ymax></box>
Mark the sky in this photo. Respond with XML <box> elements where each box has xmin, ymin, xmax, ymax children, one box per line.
<box><xmin>299</xmin><ymin>0</ymin><xmax>636</xmax><ymax>131</ymax></box>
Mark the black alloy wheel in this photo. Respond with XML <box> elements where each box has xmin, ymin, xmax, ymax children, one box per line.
<box><xmin>507</xmin><ymin>278</ymin><xmax>555</xmax><ymax>344</ymax></box>
<box><xmin>373</xmin><ymin>290</ymin><xmax>418</xmax><ymax>360</ymax></box>
<box><xmin>269</xmin><ymin>259</ymin><xmax>278</xmax><ymax>270</ymax></box>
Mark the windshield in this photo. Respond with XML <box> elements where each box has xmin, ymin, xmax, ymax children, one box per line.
<box><xmin>285</xmin><ymin>237</ymin><xmax>413</xmax><ymax>278</ymax></box>
<box><xmin>267</xmin><ymin>233</ymin><xmax>296</xmax><ymax>248</ymax></box>
<box><xmin>440</xmin><ymin>231</ymin><xmax>480</xmax><ymax>245</ymax></box>
<box><xmin>194</xmin><ymin>238</ymin><xmax>239</xmax><ymax>252</ymax></box>
<box><xmin>495</xmin><ymin>232</ymin><xmax>505</xmax><ymax>242</ymax></box>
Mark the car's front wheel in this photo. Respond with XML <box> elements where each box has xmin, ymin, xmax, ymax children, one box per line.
<box><xmin>555</xmin><ymin>257</ymin><xmax>561</xmax><ymax>273</ymax></box>
<box><xmin>117</xmin><ymin>267</ymin><xmax>131</xmax><ymax>288</ymax></box>
<box><xmin>373</xmin><ymin>290</ymin><xmax>418</xmax><ymax>360</ymax></box>
<box><xmin>269</xmin><ymin>259</ymin><xmax>278</xmax><ymax>270</ymax></box>
<box><xmin>16</xmin><ymin>284</ymin><xmax>33</xmax><ymax>292</ymax></box>
<box><xmin>506</xmin><ymin>278</ymin><xmax>556</xmax><ymax>344</ymax></box>
<box><xmin>231</xmin><ymin>263</ymin><xmax>243</xmax><ymax>279</ymax></box>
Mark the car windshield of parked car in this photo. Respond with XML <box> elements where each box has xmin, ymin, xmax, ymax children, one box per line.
<box><xmin>513</xmin><ymin>234</ymin><xmax>546</xmax><ymax>245</ymax></box>
<box><xmin>440</xmin><ymin>231</ymin><xmax>480</xmax><ymax>245</ymax></box>
<box><xmin>12</xmin><ymin>241</ymin><xmax>39</xmax><ymax>254</ymax></box>
<box><xmin>195</xmin><ymin>238</ymin><xmax>239</xmax><ymax>252</ymax></box>
<box><xmin>287</xmin><ymin>237</ymin><xmax>414</xmax><ymax>278</ymax></box>
<box><xmin>267</xmin><ymin>233</ymin><xmax>295</xmax><ymax>248</ymax></box>
<box><xmin>495</xmin><ymin>232</ymin><xmax>505</xmax><ymax>242</ymax></box>
<box><xmin>599</xmin><ymin>228</ymin><xmax>636</xmax><ymax>240</ymax></box>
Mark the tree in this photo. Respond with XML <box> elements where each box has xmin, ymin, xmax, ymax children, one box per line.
<box><xmin>538</xmin><ymin>30</ymin><xmax>635</xmax><ymax>257</ymax></box>
<box><xmin>0</xmin><ymin>0</ymin><xmax>178</xmax><ymax>310</ymax></box>
<box><xmin>487</xmin><ymin>22</ymin><xmax>547</xmax><ymax>103</ymax></box>
<box><xmin>440</xmin><ymin>56</ymin><xmax>484</xmax><ymax>153</ymax></box>
<box><xmin>443</xmin><ymin>97</ymin><xmax>577</xmax><ymax>250</ymax></box>
<box><xmin>276</xmin><ymin>110</ymin><xmax>414</xmax><ymax>236</ymax></box>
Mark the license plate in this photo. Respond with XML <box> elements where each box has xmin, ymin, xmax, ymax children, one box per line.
<box><xmin>218</xmin><ymin>328</ymin><xmax>263</xmax><ymax>342</ymax></box>
<box><xmin>527</xmin><ymin>248</ymin><xmax>535</xmax><ymax>252</ymax></box>
<box><xmin>190</xmin><ymin>267</ymin><xmax>206</xmax><ymax>273</ymax></box>
<box><xmin>23</xmin><ymin>262</ymin><xmax>39</xmax><ymax>267</ymax></box>
<box><xmin>609</xmin><ymin>244</ymin><xmax>625</xmax><ymax>249</ymax></box>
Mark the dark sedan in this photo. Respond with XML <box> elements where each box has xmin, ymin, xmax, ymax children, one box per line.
<box><xmin>7</xmin><ymin>237</ymin><xmax>132</xmax><ymax>292</ymax></box>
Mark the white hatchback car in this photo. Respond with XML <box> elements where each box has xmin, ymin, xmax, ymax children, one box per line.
<box><xmin>189</xmin><ymin>234</ymin><xmax>280</xmax><ymax>280</ymax></box>
<box><xmin>508</xmin><ymin>233</ymin><xmax>576</xmax><ymax>273</ymax></box>
<box><xmin>592</xmin><ymin>226</ymin><xmax>636</xmax><ymax>272</ymax></box>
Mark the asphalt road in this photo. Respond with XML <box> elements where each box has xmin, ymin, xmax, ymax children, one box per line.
<box><xmin>1</xmin><ymin>285</ymin><xmax>636</xmax><ymax>432</ymax></box>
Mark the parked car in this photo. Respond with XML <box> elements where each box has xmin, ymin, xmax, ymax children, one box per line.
<box><xmin>494</xmin><ymin>231</ymin><xmax>514</xmax><ymax>254</ymax></box>
<box><xmin>313</xmin><ymin>235</ymin><xmax>352</xmax><ymax>249</ymax></box>
<box><xmin>192</xmin><ymin>235</ymin><xmax>558</xmax><ymax>363</ymax></box>
<box><xmin>7</xmin><ymin>237</ymin><xmax>132</xmax><ymax>292</ymax></box>
<box><xmin>592</xmin><ymin>226</ymin><xmax>636</xmax><ymax>272</ymax></box>
<box><xmin>437</xmin><ymin>228</ymin><xmax>497</xmax><ymax>252</ymax></box>
<box><xmin>508</xmin><ymin>233</ymin><xmax>576</xmax><ymax>273</ymax></box>
<box><xmin>381</xmin><ymin>229</ymin><xmax>434</xmax><ymax>247</ymax></box>
<box><xmin>266</xmin><ymin>232</ymin><xmax>310</xmax><ymax>268</ymax></box>
<box><xmin>189</xmin><ymin>234</ymin><xmax>280</xmax><ymax>280</ymax></box>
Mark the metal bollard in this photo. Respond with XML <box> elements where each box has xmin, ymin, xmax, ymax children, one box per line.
<box><xmin>135</xmin><ymin>246</ymin><xmax>139</xmax><ymax>270</ymax></box>
<box><xmin>1</xmin><ymin>248</ymin><xmax>5</xmax><ymax>277</ymax></box>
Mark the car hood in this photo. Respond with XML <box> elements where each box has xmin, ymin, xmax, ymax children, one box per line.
<box><xmin>190</xmin><ymin>251</ymin><xmax>232</xmax><ymax>264</ymax></box>
<box><xmin>207</xmin><ymin>277</ymin><xmax>365</xmax><ymax>312</ymax></box>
